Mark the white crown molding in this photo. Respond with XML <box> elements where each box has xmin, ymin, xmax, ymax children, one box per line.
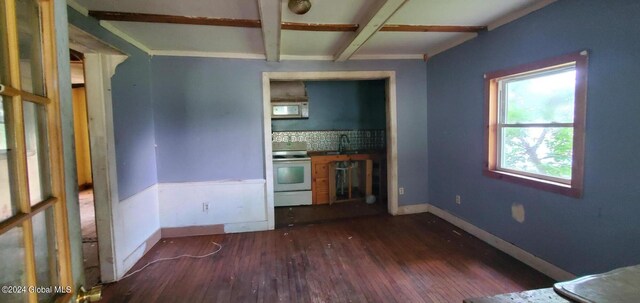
<box><xmin>488</xmin><ymin>0</ymin><xmax>558</xmax><ymax>31</ymax></box>
<box><xmin>99</xmin><ymin>21</ymin><xmax>152</xmax><ymax>55</ymax></box>
<box><xmin>150</xmin><ymin>50</ymin><xmax>266</xmax><ymax>60</ymax></box>
<box><xmin>66</xmin><ymin>0</ymin><xmax>88</xmax><ymax>16</ymax></box>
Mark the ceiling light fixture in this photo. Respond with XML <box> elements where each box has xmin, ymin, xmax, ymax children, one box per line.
<box><xmin>288</xmin><ymin>0</ymin><xmax>312</xmax><ymax>15</ymax></box>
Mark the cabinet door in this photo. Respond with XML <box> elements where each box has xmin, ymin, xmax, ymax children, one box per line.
<box><xmin>312</xmin><ymin>162</ymin><xmax>330</xmax><ymax>204</ymax></box>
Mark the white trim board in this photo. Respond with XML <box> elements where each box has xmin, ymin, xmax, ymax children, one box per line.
<box><xmin>426</xmin><ymin>203</ymin><xmax>575</xmax><ymax>282</ymax></box>
<box><xmin>83</xmin><ymin>52</ymin><xmax>129</xmax><ymax>282</ymax></box>
<box><xmin>396</xmin><ymin>203</ymin><xmax>429</xmax><ymax>215</ymax></box>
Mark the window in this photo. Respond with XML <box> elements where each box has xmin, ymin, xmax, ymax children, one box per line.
<box><xmin>484</xmin><ymin>51</ymin><xmax>588</xmax><ymax>197</ymax></box>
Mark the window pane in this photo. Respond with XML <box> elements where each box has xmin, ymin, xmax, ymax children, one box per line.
<box><xmin>32</xmin><ymin>207</ymin><xmax>59</xmax><ymax>302</ymax></box>
<box><xmin>504</xmin><ymin>69</ymin><xmax>575</xmax><ymax>124</ymax></box>
<box><xmin>24</xmin><ymin>101</ymin><xmax>51</xmax><ymax>205</ymax></box>
<box><xmin>500</xmin><ymin>127</ymin><xmax>573</xmax><ymax>180</ymax></box>
<box><xmin>0</xmin><ymin>2</ymin><xmax>10</xmax><ymax>84</ymax></box>
<box><xmin>16</xmin><ymin>0</ymin><xmax>46</xmax><ymax>96</ymax></box>
<box><xmin>0</xmin><ymin>227</ymin><xmax>28</xmax><ymax>303</ymax></box>
<box><xmin>1</xmin><ymin>97</ymin><xmax>19</xmax><ymax>222</ymax></box>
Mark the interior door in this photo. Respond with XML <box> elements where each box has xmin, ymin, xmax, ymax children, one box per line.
<box><xmin>0</xmin><ymin>0</ymin><xmax>77</xmax><ymax>302</ymax></box>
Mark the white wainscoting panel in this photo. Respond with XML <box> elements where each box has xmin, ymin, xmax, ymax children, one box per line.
<box><xmin>158</xmin><ymin>179</ymin><xmax>268</xmax><ymax>229</ymax></box>
<box><xmin>115</xmin><ymin>184</ymin><xmax>160</xmax><ymax>278</ymax></box>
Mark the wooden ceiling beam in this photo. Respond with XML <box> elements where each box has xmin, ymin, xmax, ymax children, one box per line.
<box><xmin>334</xmin><ymin>0</ymin><xmax>409</xmax><ymax>61</ymax></box>
<box><xmin>88</xmin><ymin>11</ymin><xmax>261</xmax><ymax>28</ymax></box>
<box><xmin>257</xmin><ymin>0</ymin><xmax>282</xmax><ymax>62</ymax></box>
<box><xmin>281</xmin><ymin>22</ymin><xmax>359</xmax><ymax>32</ymax></box>
<box><xmin>87</xmin><ymin>11</ymin><xmax>488</xmax><ymax>34</ymax></box>
<box><xmin>381</xmin><ymin>24</ymin><xmax>487</xmax><ymax>33</ymax></box>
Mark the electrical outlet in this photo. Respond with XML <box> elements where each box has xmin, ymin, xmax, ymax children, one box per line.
<box><xmin>399</xmin><ymin>187</ymin><xmax>405</xmax><ymax>195</ymax></box>
<box><xmin>455</xmin><ymin>195</ymin><xmax>461</xmax><ymax>205</ymax></box>
<box><xmin>202</xmin><ymin>202</ymin><xmax>209</xmax><ymax>213</ymax></box>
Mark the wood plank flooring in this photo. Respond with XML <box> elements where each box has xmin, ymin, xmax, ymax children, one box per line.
<box><xmin>101</xmin><ymin>213</ymin><xmax>554</xmax><ymax>302</ymax></box>
<box><xmin>274</xmin><ymin>200</ymin><xmax>387</xmax><ymax>228</ymax></box>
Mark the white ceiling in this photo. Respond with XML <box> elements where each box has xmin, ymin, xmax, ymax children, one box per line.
<box><xmin>71</xmin><ymin>0</ymin><xmax>554</xmax><ymax>60</ymax></box>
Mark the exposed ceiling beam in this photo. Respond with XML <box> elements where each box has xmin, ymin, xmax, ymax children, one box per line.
<box><xmin>380</xmin><ymin>25</ymin><xmax>487</xmax><ymax>33</ymax></box>
<box><xmin>281</xmin><ymin>22</ymin><xmax>359</xmax><ymax>32</ymax></box>
<box><xmin>87</xmin><ymin>11</ymin><xmax>488</xmax><ymax>34</ymax></box>
<box><xmin>333</xmin><ymin>0</ymin><xmax>409</xmax><ymax>62</ymax></box>
<box><xmin>88</xmin><ymin>11</ymin><xmax>261</xmax><ymax>28</ymax></box>
<box><xmin>257</xmin><ymin>0</ymin><xmax>281</xmax><ymax>62</ymax></box>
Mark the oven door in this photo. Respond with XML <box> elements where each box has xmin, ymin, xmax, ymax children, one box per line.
<box><xmin>273</xmin><ymin>160</ymin><xmax>311</xmax><ymax>192</ymax></box>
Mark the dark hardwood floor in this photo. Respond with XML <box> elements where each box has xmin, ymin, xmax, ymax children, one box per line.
<box><xmin>274</xmin><ymin>200</ymin><xmax>388</xmax><ymax>228</ymax></box>
<box><xmin>101</xmin><ymin>213</ymin><xmax>554</xmax><ymax>303</ymax></box>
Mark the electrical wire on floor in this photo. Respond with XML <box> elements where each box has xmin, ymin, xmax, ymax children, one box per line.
<box><xmin>119</xmin><ymin>241</ymin><xmax>223</xmax><ymax>280</ymax></box>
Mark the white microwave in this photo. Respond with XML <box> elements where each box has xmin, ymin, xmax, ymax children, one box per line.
<box><xmin>271</xmin><ymin>102</ymin><xmax>309</xmax><ymax>119</ymax></box>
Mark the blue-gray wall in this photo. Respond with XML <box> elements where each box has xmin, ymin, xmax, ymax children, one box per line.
<box><xmin>68</xmin><ymin>9</ymin><xmax>157</xmax><ymax>200</ymax></box>
<box><xmin>271</xmin><ymin>80</ymin><xmax>386</xmax><ymax>131</ymax></box>
<box><xmin>427</xmin><ymin>0</ymin><xmax>640</xmax><ymax>275</ymax></box>
<box><xmin>151</xmin><ymin>57</ymin><xmax>427</xmax><ymax>206</ymax></box>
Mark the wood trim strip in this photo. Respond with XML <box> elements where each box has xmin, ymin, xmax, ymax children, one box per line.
<box><xmin>0</xmin><ymin>212</ymin><xmax>28</xmax><ymax>235</ymax></box>
<box><xmin>87</xmin><ymin>11</ymin><xmax>487</xmax><ymax>33</ymax></box>
<box><xmin>88</xmin><ymin>11</ymin><xmax>262</xmax><ymax>28</ymax></box>
<box><xmin>0</xmin><ymin>197</ymin><xmax>57</xmax><ymax>236</ymax></box>
<box><xmin>20</xmin><ymin>90</ymin><xmax>51</xmax><ymax>105</ymax></box>
<box><xmin>0</xmin><ymin>85</ymin><xmax>52</xmax><ymax>104</ymax></box>
<box><xmin>380</xmin><ymin>24</ymin><xmax>487</xmax><ymax>32</ymax></box>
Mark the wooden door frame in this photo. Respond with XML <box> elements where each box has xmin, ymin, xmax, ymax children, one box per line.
<box><xmin>262</xmin><ymin>71</ymin><xmax>399</xmax><ymax>229</ymax></box>
<box><xmin>82</xmin><ymin>53</ymin><xmax>127</xmax><ymax>282</ymax></box>
<box><xmin>68</xmin><ymin>24</ymin><xmax>128</xmax><ymax>282</ymax></box>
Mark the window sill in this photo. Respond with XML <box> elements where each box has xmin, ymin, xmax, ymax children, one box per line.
<box><xmin>483</xmin><ymin>169</ymin><xmax>582</xmax><ymax>198</ymax></box>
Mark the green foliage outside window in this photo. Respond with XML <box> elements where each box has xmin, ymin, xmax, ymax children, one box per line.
<box><xmin>499</xmin><ymin>69</ymin><xmax>576</xmax><ymax>180</ymax></box>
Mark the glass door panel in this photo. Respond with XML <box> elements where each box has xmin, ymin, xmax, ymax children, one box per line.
<box><xmin>0</xmin><ymin>227</ymin><xmax>27</xmax><ymax>303</ymax></box>
<box><xmin>15</xmin><ymin>0</ymin><xmax>45</xmax><ymax>96</ymax></box>
<box><xmin>1</xmin><ymin>0</ymin><xmax>74</xmax><ymax>301</ymax></box>
<box><xmin>1</xmin><ymin>97</ymin><xmax>19</xmax><ymax>222</ymax></box>
<box><xmin>32</xmin><ymin>208</ymin><xmax>58</xmax><ymax>302</ymax></box>
<box><xmin>23</xmin><ymin>101</ymin><xmax>50</xmax><ymax>205</ymax></box>
<box><xmin>0</xmin><ymin>1</ymin><xmax>9</xmax><ymax>83</ymax></box>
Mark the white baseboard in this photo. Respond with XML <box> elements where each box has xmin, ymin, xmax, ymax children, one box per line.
<box><xmin>396</xmin><ymin>203</ymin><xmax>430</xmax><ymax>215</ymax></box>
<box><xmin>120</xmin><ymin>228</ymin><xmax>161</xmax><ymax>279</ymax></box>
<box><xmin>426</xmin><ymin>203</ymin><xmax>575</xmax><ymax>281</ymax></box>
<box><xmin>224</xmin><ymin>221</ymin><xmax>270</xmax><ymax>234</ymax></box>
<box><xmin>114</xmin><ymin>184</ymin><xmax>161</xmax><ymax>281</ymax></box>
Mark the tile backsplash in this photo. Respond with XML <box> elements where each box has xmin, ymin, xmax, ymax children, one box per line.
<box><xmin>272</xmin><ymin>130</ymin><xmax>385</xmax><ymax>151</ymax></box>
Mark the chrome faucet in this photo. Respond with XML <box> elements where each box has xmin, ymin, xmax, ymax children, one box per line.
<box><xmin>338</xmin><ymin>134</ymin><xmax>350</xmax><ymax>153</ymax></box>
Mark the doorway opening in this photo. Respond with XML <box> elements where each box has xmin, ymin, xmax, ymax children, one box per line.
<box><xmin>270</xmin><ymin>80</ymin><xmax>389</xmax><ymax>227</ymax></box>
<box><xmin>262</xmin><ymin>71</ymin><xmax>399</xmax><ymax>230</ymax></box>
<box><xmin>70</xmin><ymin>49</ymin><xmax>100</xmax><ymax>287</ymax></box>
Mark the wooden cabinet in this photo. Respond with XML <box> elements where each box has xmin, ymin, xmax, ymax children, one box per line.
<box><xmin>311</xmin><ymin>153</ymin><xmax>385</xmax><ymax>205</ymax></box>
